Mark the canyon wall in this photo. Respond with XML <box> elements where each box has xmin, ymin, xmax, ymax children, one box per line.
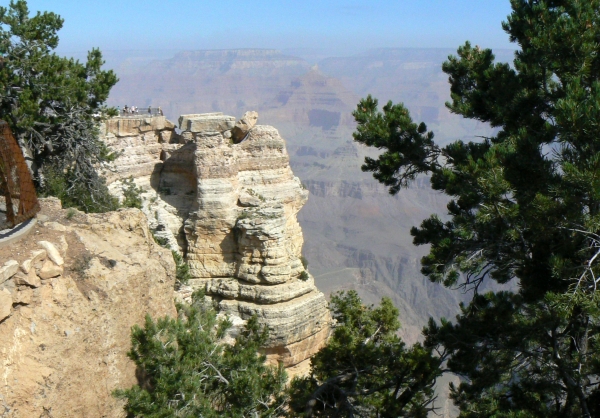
<box><xmin>100</xmin><ymin>113</ymin><xmax>330</xmax><ymax>371</ymax></box>
<box><xmin>0</xmin><ymin>198</ymin><xmax>176</xmax><ymax>417</ymax></box>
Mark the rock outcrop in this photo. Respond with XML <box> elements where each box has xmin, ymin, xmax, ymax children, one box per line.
<box><xmin>101</xmin><ymin>115</ymin><xmax>176</xmax><ymax>183</ymax></box>
<box><xmin>231</xmin><ymin>110</ymin><xmax>258</xmax><ymax>142</ymax></box>
<box><xmin>100</xmin><ymin>115</ymin><xmax>192</xmax><ymax>251</ymax></box>
<box><xmin>101</xmin><ymin>112</ymin><xmax>330</xmax><ymax>371</ymax></box>
<box><xmin>0</xmin><ymin>198</ymin><xmax>176</xmax><ymax>417</ymax></box>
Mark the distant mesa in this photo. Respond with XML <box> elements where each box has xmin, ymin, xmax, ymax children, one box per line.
<box><xmin>333</xmin><ymin>141</ymin><xmax>359</xmax><ymax>158</ymax></box>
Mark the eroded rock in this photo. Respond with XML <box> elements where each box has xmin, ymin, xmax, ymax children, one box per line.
<box><xmin>0</xmin><ymin>200</ymin><xmax>177</xmax><ymax>417</ymax></box>
<box><xmin>101</xmin><ymin>112</ymin><xmax>331</xmax><ymax>371</ymax></box>
<box><xmin>179</xmin><ymin>112</ymin><xmax>235</xmax><ymax>133</ymax></box>
<box><xmin>13</xmin><ymin>287</ymin><xmax>33</xmax><ymax>305</ymax></box>
<box><xmin>37</xmin><ymin>259</ymin><xmax>63</xmax><ymax>280</ymax></box>
<box><xmin>37</xmin><ymin>241</ymin><xmax>64</xmax><ymax>266</ymax></box>
<box><xmin>0</xmin><ymin>288</ymin><xmax>12</xmax><ymax>321</ymax></box>
<box><xmin>185</xmin><ymin>122</ymin><xmax>330</xmax><ymax>368</ymax></box>
<box><xmin>21</xmin><ymin>249</ymin><xmax>47</xmax><ymax>273</ymax></box>
<box><xmin>0</xmin><ymin>260</ymin><xmax>19</xmax><ymax>283</ymax></box>
<box><xmin>231</xmin><ymin>110</ymin><xmax>259</xmax><ymax>143</ymax></box>
<box><xmin>14</xmin><ymin>269</ymin><xmax>41</xmax><ymax>288</ymax></box>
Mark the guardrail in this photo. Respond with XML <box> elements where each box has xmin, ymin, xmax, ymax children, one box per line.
<box><xmin>118</xmin><ymin>107</ymin><xmax>163</xmax><ymax>118</ymax></box>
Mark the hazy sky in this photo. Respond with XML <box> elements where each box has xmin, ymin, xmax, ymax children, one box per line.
<box><xmin>21</xmin><ymin>0</ymin><xmax>514</xmax><ymax>56</ymax></box>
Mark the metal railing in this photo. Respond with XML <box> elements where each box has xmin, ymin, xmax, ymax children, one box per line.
<box><xmin>117</xmin><ymin>107</ymin><xmax>164</xmax><ymax>118</ymax></box>
<box><xmin>0</xmin><ymin>121</ymin><xmax>40</xmax><ymax>228</ymax></box>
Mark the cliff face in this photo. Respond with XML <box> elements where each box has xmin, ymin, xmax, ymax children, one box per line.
<box><xmin>0</xmin><ymin>198</ymin><xmax>176</xmax><ymax>417</ymax></box>
<box><xmin>101</xmin><ymin>113</ymin><xmax>330</xmax><ymax>371</ymax></box>
<box><xmin>101</xmin><ymin>115</ymin><xmax>176</xmax><ymax>183</ymax></box>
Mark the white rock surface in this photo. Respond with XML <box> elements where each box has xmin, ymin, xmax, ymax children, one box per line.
<box><xmin>21</xmin><ymin>249</ymin><xmax>47</xmax><ymax>273</ymax></box>
<box><xmin>1</xmin><ymin>260</ymin><xmax>19</xmax><ymax>284</ymax></box>
<box><xmin>179</xmin><ymin>112</ymin><xmax>235</xmax><ymax>133</ymax></box>
<box><xmin>37</xmin><ymin>241</ymin><xmax>64</xmax><ymax>266</ymax></box>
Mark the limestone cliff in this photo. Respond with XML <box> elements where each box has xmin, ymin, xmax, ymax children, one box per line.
<box><xmin>101</xmin><ymin>113</ymin><xmax>330</xmax><ymax>371</ymax></box>
<box><xmin>0</xmin><ymin>198</ymin><xmax>176</xmax><ymax>417</ymax></box>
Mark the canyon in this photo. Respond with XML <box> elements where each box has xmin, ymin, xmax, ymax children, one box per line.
<box><xmin>106</xmin><ymin>48</ymin><xmax>510</xmax><ymax>341</ymax></box>
<box><xmin>0</xmin><ymin>48</ymin><xmax>509</xmax><ymax>416</ymax></box>
<box><xmin>0</xmin><ymin>110</ymin><xmax>333</xmax><ymax>416</ymax></box>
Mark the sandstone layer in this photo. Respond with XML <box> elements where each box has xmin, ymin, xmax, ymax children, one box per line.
<box><xmin>102</xmin><ymin>113</ymin><xmax>330</xmax><ymax>370</ymax></box>
<box><xmin>0</xmin><ymin>198</ymin><xmax>176</xmax><ymax>417</ymax></box>
<box><xmin>100</xmin><ymin>115</ymin><xmax>193</xmax><ymax>251</ymax></box>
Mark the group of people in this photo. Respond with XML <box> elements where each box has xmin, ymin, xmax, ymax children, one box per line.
<box><xmin>117</xmin><ymin>105</ymin><xmax>163</xmax><ymax>116</ymax></box>
<box><xmin>124</xmin><ymin>105</ymin><xmax>138</xmax><ymax>114</ymax></box>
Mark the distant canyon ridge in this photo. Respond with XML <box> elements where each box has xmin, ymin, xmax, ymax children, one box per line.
<box><xmin>106</xmin><ymin>47</ymin><xmax>513</xmax><ymax>341</ymax></box>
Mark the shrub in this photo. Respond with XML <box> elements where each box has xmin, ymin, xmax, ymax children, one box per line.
<box><xmin>114</xmin><ymin>291</ymin><xmax>288</xmax><ymax>416</ymax></box>
<box><xmin>172</xmin><ymin>250</ymin><xmax>191</xmax><ymax>286</ymax></box>
<box><xmin>65</xmin><ymin>208</ymin><xmax>77</xmax><ymax>220</ymax></box>
<box><xmin>121</xmin><ymin>177</ymin><xmax>144</xmax><ymax>209</ymax></box>
<box><xmin>40</xmin><ymin>162</ymin><xmax>119</xmax><ymax>213</ymax></box>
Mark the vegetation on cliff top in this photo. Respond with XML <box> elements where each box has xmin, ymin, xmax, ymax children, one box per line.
<box><xmin>0</xmin><ymin>0</ymin><xmax>118</xmax><ymax>212</ymax></box>
<box><xmin>353</xmin><ymin>0</ymin><xmax>600</xmax><ymax>416</ymax></box>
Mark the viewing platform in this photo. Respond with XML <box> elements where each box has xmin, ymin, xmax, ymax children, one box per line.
<box><xmin>117</xmin><ymin>106</ymin><xmax>163</xmax><ymax>118</ymax></box>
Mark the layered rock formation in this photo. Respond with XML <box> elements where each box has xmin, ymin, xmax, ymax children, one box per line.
<box><xmin>100</xmin><ymin>115</ymin><xmax>192</xmax><ymax>251</ymax></box>
<box><xmin>0</xmin><ymin>198</ymin><xmax>176</xmax><ymax>416</ymax></box>
<box><xmin>101</xmin><ymin>112</ymin><xmax>330</xmax><ymax>370</ymax></box>
<box><xmin>101</xmin><ymin>115</ymin><xmax>175</xmax><ymax>183</ymax></box>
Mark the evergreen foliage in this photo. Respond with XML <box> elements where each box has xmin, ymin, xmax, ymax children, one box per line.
<box><xmin>299</xmin><ymin>270</ymin><xmax>310</xmax><ymax>281</ymax></box>
<box><xmin>121</xmin><ymin>177</ymin><xmax>144</xmax><ymax>209</ymax></box>
<box><xmin>172</xmin><ymin>250</ymin><xmax>191</xmax><ymax>287</ymax></box>
<box><xmin>0</xmin><ymin>1</ymin><xmax>119</xmax><ymax>212</ymax></box>
<box><xmin>115</xmin><ymin>291</ymin><xmax>288</xmax><ymax>417</ymax></box>
<box><xmin>352</xmin><ymin>1</ymin><xmax>600</xmax><ymax>416</ymax></box>
<box><xmin>289</xmin><ymin>291</ymin><xmax>442</xmax><ymax>417</ymax></box>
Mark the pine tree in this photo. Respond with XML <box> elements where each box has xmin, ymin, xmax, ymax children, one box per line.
<box><xmin>288</xmin><ymin>291</ymin><xmax>442</xmax><ymax>417</ymax></box>
<box><xmin>114</xmin><ymin>292</ymin><xmax>288</xmax><ymax>417</ymax></box>
<box><xmin>352</xmin><ymin>1</ymin><xmax>600</xmax><ymax>416</ymax></box>
<box><xmin>0</xmin><ymin>1</ymin><xmax>119</xmax><ymax>212</ymax></box>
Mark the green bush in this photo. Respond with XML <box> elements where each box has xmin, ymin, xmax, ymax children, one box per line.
<box><xmin>114</xmin><ymin>291</ymin><xmax>288</xmax><ymax>416</ymax></box>
<box><xmin>288</xmin><ymin>291</ymin><xmax>441</xmax><ymax>416</ymax></box>
<box><xmin>65</xmin><ymin>208</ymin><xmax>77</xmax><ymax>220</ymax></box>
<box><xmin>172</xmin><ymin>250</ymin><xmax>191</xmax><ymax>286</ymax></box>
<box><xmin>121</xmin><ymin>177</ymin><xmax>144</xmax><ymax>209</ymax></box>
<box><xmin>40</xmin><ymin>163</ymin><xmax>119</xmax><ymax>213</ymax></box>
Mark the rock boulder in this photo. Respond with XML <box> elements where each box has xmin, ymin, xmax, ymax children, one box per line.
<box><xmin>231</xmin><ymin>110</ymin><xmax>259</xmax><ymax>143</ymax></box>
